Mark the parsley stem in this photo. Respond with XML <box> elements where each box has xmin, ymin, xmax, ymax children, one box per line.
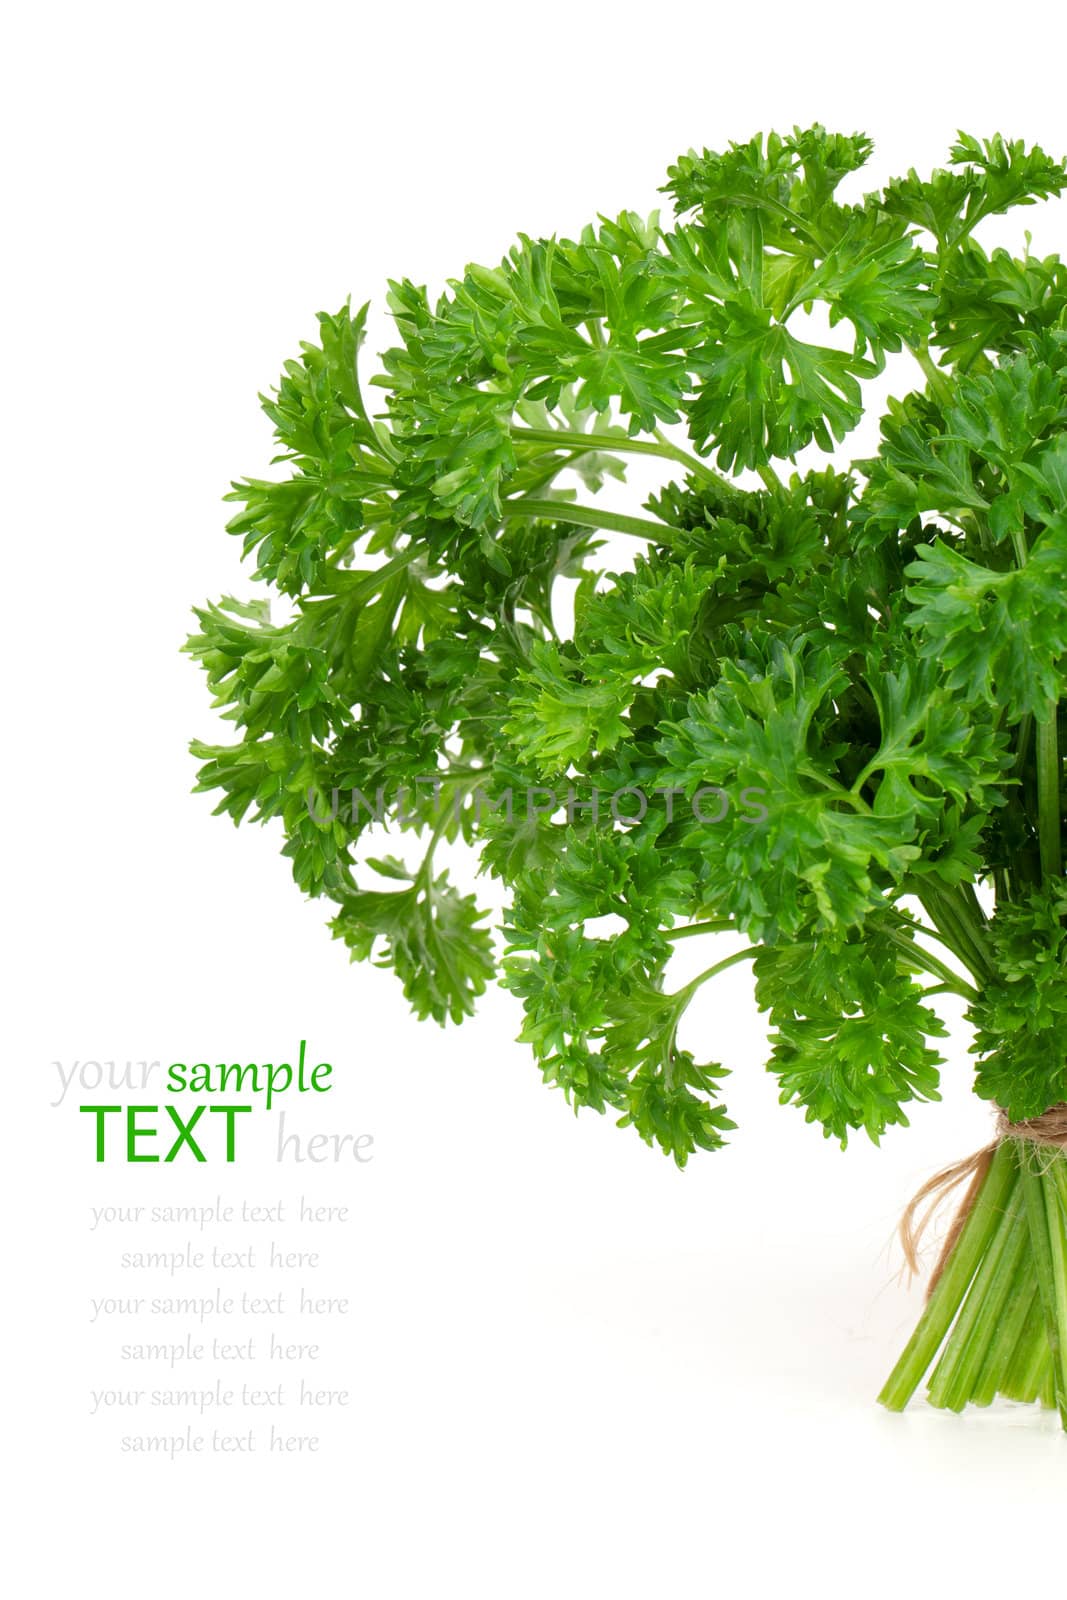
<box><xmin>511</xmin><ymin>425</ymin><xmax>668</xmax><ymax>458</ymax></box>
<box><xmin>917</xmin><ymin>892</ymin><xmax>975</xmax><ymax>977</ymax></box>
<box><xmin>723</xmin><ymin>192</ymin><xmax>828</xmax><ymax>251</ymax></box>
<box><xmin>926</xmin><ymin>1167</ymin><xmax>1027</xmax><ymax>1410</ymax></box>
<box><xmin>911</xmin><ymin>341</ymin><xmax>954</xmax><ymax>407</ymax></box>
<box><xmin>509</xmin><ymin>425</ymin><xmax>728</xmax><ymax>490</ymax></box>
<box><xmin>1036</xmin><ymin>705</ymin><xmax>1063</xmax><ymax>881</ymax></box>
<box><xmin>502</xmin><ymin>496</ymin><xmax>674</xmax><ymax>542</ymax></box>
<box><xmin>1013</xmin><ymin>712</ymin><xmax>1035</xmax><ymax>776</ymax></box>
<box><xmin>664</xmin><ymin>919</ymin><xmax>737</xmax><ymax>941</ymax></box>
<box><xmin>652</xmin><ymin>427</ymin><xmax>733</xmax><ymax>490</ymax></box>
<box><xmin>1020</xmin><ymin>1151</ymin><xmax>1067</xmax><ymax>1427</ymax></box>
<box><xmin>881</xmin><ymin>927</ymin><xmax>978</xmax><ymax>1001</ymax></box>
<box><xmin>371</xmin><ymin>422</ymin><xmax>401</xmax><ymax>464</ymax></box>
<box><xmin>413</xmin><ymin>776</ymin><xmax>485</xmax><ymax>895</ymax></box>
<box><xmin>879</xmin><ymin>1140</ymin><xmax>1019</xmax><ymax>1412</ymax></box>
<box><xmin>508</xmin><ymin>449</ymin><xmax>585</xmax><ymax>499</ymax></box>
<box><xmin>917</xmin><ymin>882</ymin><xmax>992</xmax><ymax>984</ymax></box>
<box><xmin>321</xmin><ymin>544</ymin><xmax>420</xmax><ymax>590</ymax></box>
<box><xmin>885</xmin><ymin>905</ymin><xmax>959</xmax><ymax>953</ymax></box>
<box><xmin>674</xmin><ymin>946</ymin><xmax>759</xmax><ymax>999</ymax></box>
<box><xmin>971</xmin><ymin>1246</ymin><xmax>1039</xmax><ymax>1406</ymax></box>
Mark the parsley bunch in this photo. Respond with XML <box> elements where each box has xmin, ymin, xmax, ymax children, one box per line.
<box><xmin>189</xmin><ymin>127</ymin><xmax>1067</xmax><ymax>1422</ymax></box>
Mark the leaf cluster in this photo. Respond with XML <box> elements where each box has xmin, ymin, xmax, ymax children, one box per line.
<box><xmin>188</xmin><ymin>126</ymin><xmax>1067</xmax><ymax>1160</ymax></box>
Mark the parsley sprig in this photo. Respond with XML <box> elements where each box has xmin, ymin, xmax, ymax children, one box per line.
<box><xmin>188</xmin><ymin>126</ymin><xmax>1067</xmax><ymax>1174</ymax></box>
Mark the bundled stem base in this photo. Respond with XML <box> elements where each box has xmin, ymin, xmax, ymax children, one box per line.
<box><xmin>880</xmin><ymin>1136</ymin><xmax>1067</xmax><ymax>1425</ymax></box>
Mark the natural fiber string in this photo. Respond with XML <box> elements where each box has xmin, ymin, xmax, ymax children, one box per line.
<box><xmin>899</xmin><ymin>1103</ymin><xmax>1067</xmax><ymax>1297</ymax></box>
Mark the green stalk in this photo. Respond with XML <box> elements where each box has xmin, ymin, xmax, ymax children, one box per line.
<box><xmin>509</xmin><ymin>423</ymin><xmax>733</xmax><ymax>492</ymax></box>
<box><xmin>879</xmin><ymin>1141</ymin><xmax>1019</xmax><ymax>1412</ymax></box>
<box><xmin>1036</xmin><ymin>706</ymin><xmax>1062</xmax><ymax>881</ymax></box>
<box><xmin>663</xmin><ymin>919</ymin><xmax>737</xmax><ymax>941</ymax></box>
<box><xmin>914</xmin><ymin>887</ymin><xmax>974</xmax><ymax>976</ymax></box>
<box><xmin>1041</xmin><ymin>1363</ymin><xmax>1058</xmax><ymax>1409</ymax></box>
<box><xmin>1043</xmin><ymin>1153</ymin><xmax>1067</xmax><ymax>1420</ymax></box>
<box><xmin>946</xmin><ymin>886</ymin><xmax>992</xmax><ymax>981</ymax></box>
<box><xmin>999</xmin><ymin>1288</ymin><xmax>1051</xmax><ymax>1404</ymax></box>
<box><xmin>1049</xmin><ymin>1158</ymin><xmax>1067</xmax><ymax>1227</ymax></box>
<box><xmin>926</xmin><ymin>1169</ymin><xmax>1025</xmax><ymax>1411</ymax></box>
<box><xmin>910</xmin><ymin>341</ymin><xmax>955</xmax><ymax>407</ymax></box>
<box><xmin>970</xmin><ymin>1259</ymin><xmax>1037</xmax><ymax>1408</ymax></box>
<box><xmin>755</xmin><ymin>463</ymin><xmax>785</xmax><ymax>496</ymax></box>
<box><xmin>320</xmin><ymin>544</ymin><xmax>420</xmax><ymax>590</ymax></box>
<box><xmin>672</xmin><ymin>946</ymin><xmax>760</xmax><ymax>1001</ymax></box>
<box><xmin>1019</xmin><ymin>1148</ymin><xmax>1067</xmax><ymax>1427</ymax></box>
<box><xmin>917</xmin><ymin>881</ymin><xmax>992</xmax><ymax>984</ymax></box>
<box><xmin>880</xmin><ymin>925</ymin><xmax>979</xmax><ymax>1002</ymax></box>
<box><xmin>502</xmin><ymin>496</ymin><xmax>674</xmax><ymax>542</ymax></box>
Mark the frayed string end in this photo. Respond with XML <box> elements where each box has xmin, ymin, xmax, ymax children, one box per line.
<box><xmin>899</xmin><ymin>1104</ymin><xmax>1067</xmax><ymax>1299</ymax></box>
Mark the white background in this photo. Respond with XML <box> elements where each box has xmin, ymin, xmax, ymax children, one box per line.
<box><xmin>8</xmin><ymin>3</ymin><xmax>1067</xmax><ymax>1595</ymax></box>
